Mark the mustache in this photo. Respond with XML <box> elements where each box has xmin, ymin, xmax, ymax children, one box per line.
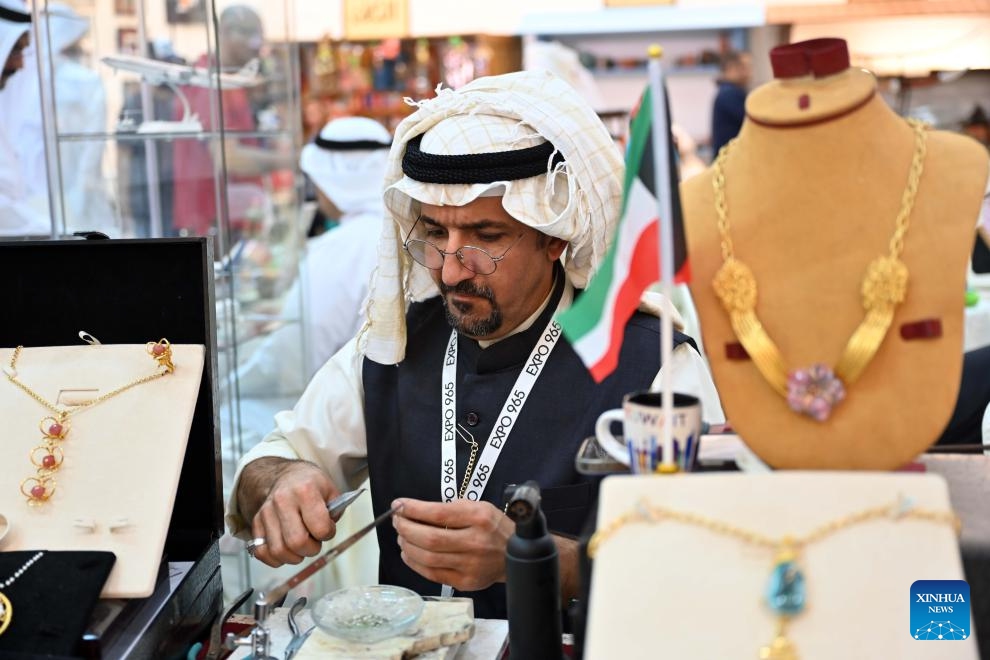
<box><xmin>439</xmin><ymin>281</ymin><xmax>495</xmax><ymax>302</ymax></box>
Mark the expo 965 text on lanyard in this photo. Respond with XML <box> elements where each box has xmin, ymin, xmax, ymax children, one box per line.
<box><xmin>439</xmin><ymin>294</ymin><xmax>567</xmax><ymax>596</ymax></box>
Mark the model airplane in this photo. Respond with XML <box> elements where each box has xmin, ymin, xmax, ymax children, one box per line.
<box><xmin>102</xmin><ymin>55</ymin><xmax>263</xmax><ymax>134</ymax></box>
<box><xmin>102</xmin><ymin>54</ymin><xmax>263</xmax><ymax>89</ymax></box>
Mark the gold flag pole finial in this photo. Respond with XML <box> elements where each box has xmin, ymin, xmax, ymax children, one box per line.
<box><xmin>648</xmin><ymin>44</ymin><xmax>663</xmax><ymax>59</ymax></box>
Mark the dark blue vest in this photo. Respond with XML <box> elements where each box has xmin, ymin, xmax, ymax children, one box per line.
<box><xmin>362</xmin><ymin>277</ymin><xmax>695</xmax><ymax>618</ymax></box>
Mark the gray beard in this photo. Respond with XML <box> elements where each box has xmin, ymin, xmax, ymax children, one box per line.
<box><xmin>440</xmin><ymin>282</ymin><xmax>503</xmax><ymax>337</ymax></box>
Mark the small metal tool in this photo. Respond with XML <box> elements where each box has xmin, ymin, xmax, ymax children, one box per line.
<box><xmin>204</xmin><ymin>587</ymin><xmax>254</xmax><ymax>660</ymax></box>
<box><xmin>284</xmin><ymin>596</ymin><xmax>313</xmax><ymax>660</ymax></box>
<box><xmin>326</xmin><ymin>488</ymin><xmax>366</xmax><ymax>519</ymax></box>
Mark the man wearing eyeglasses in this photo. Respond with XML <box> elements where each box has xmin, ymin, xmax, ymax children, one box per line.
<box><xmin>228</xmin><ymin>70</ymin><xmax>723</xmax><ymax>619</ymax></box>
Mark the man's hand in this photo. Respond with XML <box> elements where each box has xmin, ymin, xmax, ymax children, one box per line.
<box><xmin>237</xmin><ymin>457</ymin><xmax>340</xmax><ymax>567</ymax></box>
<box><xmin>392</xmin><ymin>498</ymin><xmax>514</xmax><ymax>592</ymax></box>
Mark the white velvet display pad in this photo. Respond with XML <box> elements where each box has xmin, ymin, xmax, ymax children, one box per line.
<box><xmin>586</xmin><ymin>473</ymin><xmax>977</xmax><ymax>659</ymax></box>
<box><xmin>0</xmin><ymin>344</ymin><xmax>205</xmax><ymax>598</ymax></box>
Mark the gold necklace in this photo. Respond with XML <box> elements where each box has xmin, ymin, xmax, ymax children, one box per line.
<box><xmin>0</xmin><ymin>551</ymin><xmax>44</xmax><ymax>637</ymax></box>
<box><xmin>711</xmin><ymin>119</ymin><xmax>927</xmax><ymax>421</ymax></box>
<box><xmin>5</xmin><ymin>340</ymin><xmax>175</xmax><ymax>505</ymax></box>
<box><xmin>449</xmin><ymin>423</ymin><xmax>479</xmax><ymax>500</ymax></box>
<box><xmin>588</xmin><ymin>495</ymin><xmax>960</xmax><ymax>659</ymax></box>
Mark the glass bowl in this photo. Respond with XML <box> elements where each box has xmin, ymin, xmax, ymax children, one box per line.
<box><xmin>312</xmin><ymin>585</ymin><xmax>425</xmax><ymax>643</ymax></box>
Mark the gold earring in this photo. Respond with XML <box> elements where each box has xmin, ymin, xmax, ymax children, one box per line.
<box><xmin>146</xmin><ymin>338</ymin><xmax>175</xmax><ymax>373</ymax></box>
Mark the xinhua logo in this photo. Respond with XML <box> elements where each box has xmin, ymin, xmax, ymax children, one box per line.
<box><xmin>910</xmin><ymin>580</ymin><xmax>970</xmax><ymax>640</ymax></box>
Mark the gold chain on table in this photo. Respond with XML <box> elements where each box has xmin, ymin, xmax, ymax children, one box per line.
<box><xmin>6</xmin><ymin>339</ymin><xmax>175</xmax><ymax>504</ymax></box>
<box><xmin>588</xmin><ymin>495</ymin><xmax>961</xmax><ymax>660</ymax></box>
<box><xmin>710</xmin><ymin>119</ymin><xmax>928</xmax><ymax>422</ymax></box>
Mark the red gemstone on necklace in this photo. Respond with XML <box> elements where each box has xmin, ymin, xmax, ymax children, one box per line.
<box><xmin>30</xmin><ymin>485</ymin><xmax>46</xmax><ymax>499</ymax></box>
<box><xmin>42</xmin><ymin>454</ymin><xmax>57</xmax><ymax>468</ymax></box>
<box><xmin>49</xmin><ymin>423</ymin><xmax>63</xmax><ymax>436</ymax></box>
<box><xmin>152</xmin><ymin>344</ymin><xmax>166</xmax><ymax>356</ymax></box>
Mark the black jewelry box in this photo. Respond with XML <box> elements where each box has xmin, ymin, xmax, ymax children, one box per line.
<box><xmin>0</xmin><ymin>237</ymin><xmax>222</xmax><ymax>659</ymax></box>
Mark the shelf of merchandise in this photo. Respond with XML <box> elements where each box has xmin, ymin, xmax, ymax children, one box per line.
<box><xmin>298</xmin><ymin>35</ymin><xmax>522</xmax><ymax>135</ymax></box>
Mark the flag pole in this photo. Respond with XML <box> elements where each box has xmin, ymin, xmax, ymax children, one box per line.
<box><xmin>648</xmin><ymin>45</ymin><xmax>678</xmax><ymax>474</ymax></box>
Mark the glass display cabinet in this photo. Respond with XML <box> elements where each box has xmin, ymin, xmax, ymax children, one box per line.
<box><xmin>28</xmin><ymin>0</ymin><xmax>306</xmax><ymax>602</ymax></box>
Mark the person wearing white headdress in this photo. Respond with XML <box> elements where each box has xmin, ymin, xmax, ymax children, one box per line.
<box><xmin>0</xmin><ymin>0</ymin><xmax>48</xmax><ymax>236</ymax></box>
<box><xmin>0</xmin><ymin>2</ymin><xmax>112</xmax><ymax>235</ymax></box>
<box><xmin>235</xmin><ymin>116</ymin><xmax>392</xmax><ymax>397</ymax></box>
<box><xmin>227</xmin><ymin>71</ymin><xmax>723</xmax><ymax>619</ymax></box>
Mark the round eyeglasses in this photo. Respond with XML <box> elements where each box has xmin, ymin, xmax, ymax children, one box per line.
<box><xmin>402</xmin><ymin>221</ymin><xmax>524</xmax><ymax>276</ymax></box>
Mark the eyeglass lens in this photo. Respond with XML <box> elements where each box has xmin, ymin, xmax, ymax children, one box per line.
<box><xmin>405</xmin><ymin>240</ymin><xmax>497</xmax><ymax>275</ymax></box>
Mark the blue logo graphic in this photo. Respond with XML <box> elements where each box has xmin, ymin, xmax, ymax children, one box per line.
<box><xmin>911</xmin><ymin>580</ymin><xmax>970</xmax><ymax>640</ymax></box>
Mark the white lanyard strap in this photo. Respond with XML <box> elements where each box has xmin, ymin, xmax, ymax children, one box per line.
<box><xmin>440</xmin><ymin>330</ymin><xmax>459</xmax><ymax>502</ymax></box>
<box><xmin>439</xmin><ymin>293</ymin><xmax>566</xmax><ymax>503</ymax></box>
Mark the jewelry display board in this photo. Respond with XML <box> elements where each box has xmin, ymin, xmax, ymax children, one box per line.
<box><xmin>586</xmin><ymin>473</ymin><xmax>977</xmax><ymax>659</ymax></box>
<box><xmin>682</xmin><ymin>62</ymin><xmax>988</xmax><ymax>469</ymax></box>
<box><xmin>0</xmin><ymin>238</ymin><xmax>221</xmax><ymax>657</ymax></box>
<box><xmin>0</xmin><ymin>343</ymin><xmax>204</xmax><ymax>598</ymax></box>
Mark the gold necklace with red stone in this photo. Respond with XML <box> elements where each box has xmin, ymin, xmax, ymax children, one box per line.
<box><xmin>4</xmin><ymin>339</ymin><xmax>175</xmax><ymax>505</ymax></box>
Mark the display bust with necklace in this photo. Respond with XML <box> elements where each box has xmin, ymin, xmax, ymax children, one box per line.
<box><xmin>683</xmin><ymin>38</ymin><xmax>989</xmax><ymax>470</ymax></box>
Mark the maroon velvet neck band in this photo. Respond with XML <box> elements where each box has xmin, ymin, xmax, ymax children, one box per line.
<box><xmin>746</xmin><ymin>89</ymin><xmax>876</xmax><ymax>129</ymax></box>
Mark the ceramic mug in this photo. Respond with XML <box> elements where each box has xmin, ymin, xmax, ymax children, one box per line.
<box><xmin>595</xmin><ymin>391</ymin><xmax>702</xmax><ymax>473</ymax></box>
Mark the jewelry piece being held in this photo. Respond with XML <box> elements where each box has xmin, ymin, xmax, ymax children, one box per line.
<box><xmin>589</xmin><ymin>494</ymin><xmax>961</xmax><ymax>659</ymax></box>
<box><xmin>5</xmin><ymin>340</ymin><xmax>176</xmax><ymax>505</ymax></box>
<box><xmin>0</xmin><ymin>551</ymin><xmax>45</xmax><ymax>637</ymax></box>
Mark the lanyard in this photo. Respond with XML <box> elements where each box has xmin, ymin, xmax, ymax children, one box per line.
<box><xmin>439</xmin><ymin>293</ymin><xmax>566</xmax><ymax>504</ymax></box>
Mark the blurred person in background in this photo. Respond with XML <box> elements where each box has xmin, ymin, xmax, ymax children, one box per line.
<box><xmin>171</xmin><ymin>4</ymin><xmax>293</xmax><ymax>241</ymax></box>
<box><xmin>711</xmin><ymin>50</ymin><xmax>752</xmax><ymax>157</ymax></box>
<box><xmin>1</xmin><ymin>3</ymin><xmax>112</xmax><ymax>235</ymax></box>
<box><xmin>235</xmin><ymin>116</ymin><xmax>392</xmax><ymax>398</ymax></box>
<box><xmin>0</xmin><ymin>0</ymin><xmax>48</xmax><ymax>236</ymax></box>
<box><xmin>962</xmin><ymin>105</ymin><xmax>989</xmax><ymax>151</ymax></box>
<box><xmin>117</xmin><ymin>38</ymin><xmax>184</xmax><ymax>238</ymax></box>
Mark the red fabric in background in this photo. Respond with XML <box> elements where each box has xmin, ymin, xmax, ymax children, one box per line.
<box><xmin>172</xmin><ymin>55</ymin><xmax>261</xmax><ymax>236</ymax></box>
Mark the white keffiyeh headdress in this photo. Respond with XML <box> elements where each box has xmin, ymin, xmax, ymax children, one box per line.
<box><xmin>362</xmin><ymin>69</ymin><xmax>624</xmax><ymax>364</ymax></box>
<box><xmin>0</xmin><ymin>1</ymin><xmax>29</xmax><ymax>80</ymax></box>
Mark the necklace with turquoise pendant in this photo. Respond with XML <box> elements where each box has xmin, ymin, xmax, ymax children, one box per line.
<box><xmin>761</xmin><ymin>538</ymin><xmax>804</xmax><ymax>659</ymax></box>
<box><xmin>588</xmin><ymin>495</ymin><xmax>962</xmax><ymax>660</ymax></box>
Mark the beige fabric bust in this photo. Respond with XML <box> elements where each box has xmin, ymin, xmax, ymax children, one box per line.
<box><xmin>682</xmin><ymin>66</ymin><xmax>988</xmax><ymax>470</ymax></box>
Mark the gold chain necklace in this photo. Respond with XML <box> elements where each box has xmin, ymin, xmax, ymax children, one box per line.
<box><xmin>0</xmin><ymin>551</ymin><xmax>44</xmax><ymax>637</ymax></box>
<box><xmin>455</xmin><ymin>423</ymin><xmax>479</xmax><ymax>500</ymax></box>
<box><xmin>5</xmin><ymin>340</ymin><xmax>175</xmax><ymax>505</ymax></box>
<box><xmin>711</xmin><ymin>119</ymin><xmax>927</xmax><ymax>421</ymax></box>
<box><xmin>588</xmin><ymin>495</ymin><xmax>960</xmax><ymax>659</ymax></box>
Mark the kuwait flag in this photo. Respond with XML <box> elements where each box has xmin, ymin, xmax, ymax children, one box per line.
<box><xmin>558</xmin><ymin>86</ymin><xmax>690</xmax><ymax>382</ymax></box>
